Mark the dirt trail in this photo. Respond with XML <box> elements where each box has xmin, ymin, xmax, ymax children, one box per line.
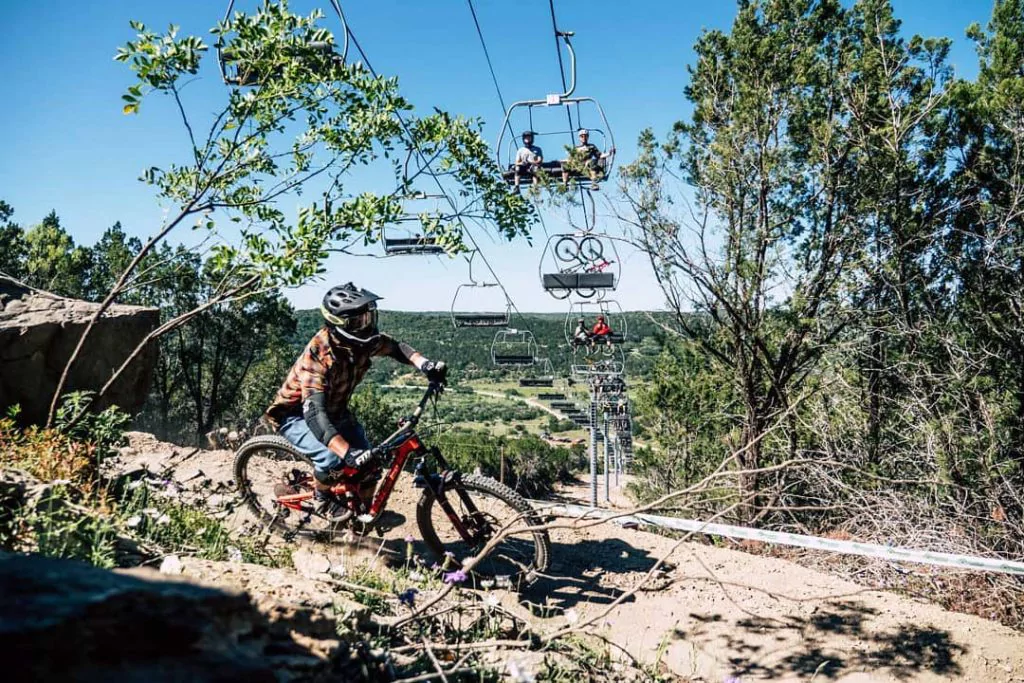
<box><xmin>118</xmin><ymin>434</ymin><xmax>1024</xmax><ymax>682</ymax></box>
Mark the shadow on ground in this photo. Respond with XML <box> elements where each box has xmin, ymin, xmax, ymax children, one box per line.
<box><xmin>520</xmin><ymin>536</ymin><xmax>670</xmax><ymax>614</ymax></box>
<box><xmin>675</xmin><ymin>600</ymin><xmax>966</xmax><ymax>680</ymax></box>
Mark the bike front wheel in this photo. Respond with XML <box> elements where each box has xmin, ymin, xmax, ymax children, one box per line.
<box><xmin>416</xmin><ymin>473</ymin><xmax>550</xmax><ymax>588</ymax></box>
<box><xmin>553</xmin><ymin>236</ymin><xmax>580</xmax><ymax>263</ymax></box>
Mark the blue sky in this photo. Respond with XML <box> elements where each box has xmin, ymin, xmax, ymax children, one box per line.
<box><xmin>0</xmin><ymin>0</ymin><xmax>995</xmax><ymax>312</ymax></box>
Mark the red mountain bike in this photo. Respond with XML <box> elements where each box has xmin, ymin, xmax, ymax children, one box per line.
<box><xmin>233</xmin><ymin>372</ymin><xmax>551</xmax><ymax>586</ymax></box>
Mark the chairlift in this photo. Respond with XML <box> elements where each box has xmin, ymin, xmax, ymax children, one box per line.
<box><xmin>383</xmin><ymin>193</ymin><xmax>451</xmax><ymax>256</ymax></box>
<box><xmin>451</xmin><ymin>252</ymin><xmax>510</xmax><ymax>328</ymax></box>
<box><xmin>565</xmin><ymin>299</ymin><xmax>628</xmax><ymax>350</ymax></box>
<box><xmin>496</xmin><ymin>32</ymin><xmax>616</xmax><ymax>188</ymax></box>
<box><xmin>571</xmin><ymin>359</ymin><xmax>624</xmax><ymax>381</ymax></box>
<box><xmin>538</xmin><ymin>392</ymin><xmax>566</xmax><ymax>401</ymax></box>
<box><xmin>519</xmin><ymin>358</ymin><xmax>555</xmax><ymax>387</ymax></box>
<box><xmin>216</xmin><ymin>0</ymin><xmax>349</xmax><ymax>87</ymax></box>
<box><xmin>595</xmin><ymin>376</ymin><xmax>627</xmax><ymax>395</ymax></box>
<box><xmin>490</xmin><ymin>328</ymin><xmax>538</xmax><ymax>367</ymax></box>
<box><xmin>540</xmin><ymin>232</ymin><xmax>619</xmax><ymax>300</ymax></box>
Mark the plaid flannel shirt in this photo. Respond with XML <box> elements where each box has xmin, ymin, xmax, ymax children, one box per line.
<box><xmin>265</xmin><ymin>328</ymin><xmax>413</xmax><ymax>428</ymax></box>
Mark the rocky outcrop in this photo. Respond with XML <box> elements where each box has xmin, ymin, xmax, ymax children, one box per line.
<box><xmin>0</xmin><ymin>276</ymin><xmax>158</xmax><ymax>424</ymax></box>
<box><xmin>0</xmin><ymin>552</ymin><xmax>389</xmax><ymax>682</ymax></box>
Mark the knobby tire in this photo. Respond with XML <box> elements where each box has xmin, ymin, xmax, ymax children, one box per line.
<box><xmin>416</xmin><ymin>472</ymin><xmax>550</xmax><ymax>588</ymax></box>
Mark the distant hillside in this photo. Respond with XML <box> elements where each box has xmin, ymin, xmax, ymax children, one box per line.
<box><xmin>293</xmin><ymin>309</ymin><xmax>673</xmax><ymax>383</ymax></box>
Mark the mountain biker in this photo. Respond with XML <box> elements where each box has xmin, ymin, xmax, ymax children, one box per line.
<box><xmin>265</xmin><ymin>283</ymin><xmax>446</xmax><ymax>520</ymax></box>
<box><xmin>513</xmin><ymin>130</ymin><xmax>543</xmax><ymax>190</ymax></box>
<box><xmin>562</xmin><ymin>129</ymin><xmax>615</xmax><ymax>190</ymax></box>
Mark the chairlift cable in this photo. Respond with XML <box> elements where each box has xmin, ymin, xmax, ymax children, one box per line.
<box><xmin>342</xmin><ymin>19</ymin><xmax>528</xmax><ymax>327</ymax></box>
<box><xmin>465</xmin><ymin>0</ymin><xmax>517</xmax><ymax>145</ymax></box>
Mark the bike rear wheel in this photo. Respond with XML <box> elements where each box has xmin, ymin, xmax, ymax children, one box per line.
<box><xmin>233</xmin><ymin>435</ymin><xmax>337</xmax><ymax>539</ymax></box>
<box><xmin>416</xmin><ymin>473</ymin><xmax>550</xmax><ymax>588</ymax></box>
<box><xmin>579</xmin><ymin>235</ymin><xmax>604</xmax><ymax>262</ymax></box>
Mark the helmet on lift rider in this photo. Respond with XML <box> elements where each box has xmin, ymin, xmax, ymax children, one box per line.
<box><xmin>522</xmin><ymin>130</ymin><xmax>536</xmax><ymax>142</ymax></box>
<box><xmin>321</xmin><ymin>282</ymin><xmax>382</xmax><ymax>348</ymax></box>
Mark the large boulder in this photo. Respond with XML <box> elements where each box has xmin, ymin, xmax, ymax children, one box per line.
<box><xmin>0</xmin><ymin>276</ymin><xmax>158</xmax><ymax>424</ymax></box>
<box><xmin>0</xmin><ymin>552</ymin><xmax>389</xmax><ymax>682</ymax></box>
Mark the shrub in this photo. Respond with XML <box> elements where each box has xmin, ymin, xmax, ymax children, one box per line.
<box><xmin>53</xmin><ymin>391</ymin><xmax>131</xmax><ymax>457</ymax></box>
<box><xmin>0</xmin><ymin>418</ymin><xmax>99</xmax><ymax>492</ymax></box>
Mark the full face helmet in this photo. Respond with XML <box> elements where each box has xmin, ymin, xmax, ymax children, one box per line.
<box><xmin>321</xmin><ymin>282</ymin><xmax>382</xmax><ymax>348</ymax></box>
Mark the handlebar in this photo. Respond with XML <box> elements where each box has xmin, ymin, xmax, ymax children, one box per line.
<box><xmin>375</xmin><ymin>364</ymin><xmax>447</xmax><ymax>453</ymax></box>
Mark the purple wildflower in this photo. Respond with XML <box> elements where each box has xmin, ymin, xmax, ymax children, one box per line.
<box><xmin>443</xmin><ymin>569</ymin><xmax>468</xmax><ymax>585</ymax></box>
<box><xmin>405</xmin><ymin>534</ymin><xmax>415</xmax><ymax>543</ymax></box>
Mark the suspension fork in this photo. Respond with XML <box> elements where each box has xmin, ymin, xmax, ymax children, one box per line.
<box><xmin>419</xmin><ymin>449</ymin><xmax>484</xmax><ymax>544</ymax></box>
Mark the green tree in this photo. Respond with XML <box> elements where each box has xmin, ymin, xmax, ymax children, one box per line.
<box><xmin>842</xmin><ymin>0</ymin><xmax>953</xmax><ymax>463</ymax></box>
<box><xmin>23</xmin><ymin>211</ymin><xmax>92</xmax><ymax>297</ymax></box>
<box><xmin>945</xmin><ymin>0</ymin><xmax>1024</xmax><ymax>478</ymax></box>
<box><xmin>620</xmin><ymin>0</ymin><xmax>861</xmax><ymax>514</ymax></box>
<box><xmin>174</xmin><ymin>283</ymin><xmax>296</xmax><ymax>438</ymax></box>
<box><xmin>0</xmin><ymin>200</ymin><xmax>27</xmax><ymax>278</ymax></box>
<box><xmin>85</xmin><ymin>222</ymin><xmax>143</xmax><ymax>302</ymax></box>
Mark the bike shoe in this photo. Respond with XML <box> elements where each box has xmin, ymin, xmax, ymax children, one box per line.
<box><xmin>314</xmin><ymin>489</ymin><xmax>352</xmax><ymax>522</ymax></box>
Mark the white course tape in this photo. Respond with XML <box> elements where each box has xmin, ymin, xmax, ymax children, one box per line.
<box><xmin>534</xmin><ymin>502</ymin><xmax>1024</xmax><ymax>576</ymax></box>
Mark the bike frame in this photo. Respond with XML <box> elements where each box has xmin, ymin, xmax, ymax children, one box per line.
<box><xmin>277</xmin><ymin>381</ymin><xmax>484</xmax><ymax>544</ymax></box>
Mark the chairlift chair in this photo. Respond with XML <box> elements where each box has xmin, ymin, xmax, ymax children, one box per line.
<box><xmin>571</xmin><ymin>359</ymin><xmax>624</xmax><ymax>381</ymax></box>
<box><xmin>565</xmin><ymin>299</ymin><xmax>628</xmax><ymax>348</ymax></box>
<box><xmin>538</xmin><ymin>392</ymin><xmax>566</xmax><ymax>401</ymax></box>
<box><xmin>216</xmin><ymin>0</ymin><xmax>349</xmax><ymax>87</ymax></box>
<box><xmin>496</xmin><ymin>32</ymin><xmax>616</xmax><ymax>188</ymax></box>
<box><xmin>519</xmin><ymin>358</ymin><xmax>555</xmax><ymax>387</ymax></box>
<box><xmin>450</xmin><ymin>251</ymin><xmax>511</xmax><ymax>328</ymax></box>
<box><xmin>381</xmin><ymin>193</ymin><xmax>456</xmax><ymax>256</ymax></box>
<box><xmin>539</xmin><ymin>233</ymin><xmax>619</xmax><ymax>300</ymax></box>
<box><xmin>490</xmin><ymin>328</ymin><xmax>538</xmax><ymax>367</ymax></box>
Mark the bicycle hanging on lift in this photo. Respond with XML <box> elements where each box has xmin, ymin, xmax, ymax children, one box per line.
<box><xmin>539</xmin><ymin>232</ymin><xmax>619</xmax><ymax>300</ymax></box>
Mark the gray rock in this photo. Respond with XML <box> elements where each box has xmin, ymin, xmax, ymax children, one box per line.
<box><xmin>0</xmin><ymin>552</ymin><xmax>389</xmax><ymax>682</ymax></box>
<box><xmin>293</xmin><ymin>548</ymin><xmax>333</xmax><ymax>578</ymax></box>
<box><xmin>0</xmin><ymin>276</ymin><xmax>158</xmax><ymax>425</ymax></box>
